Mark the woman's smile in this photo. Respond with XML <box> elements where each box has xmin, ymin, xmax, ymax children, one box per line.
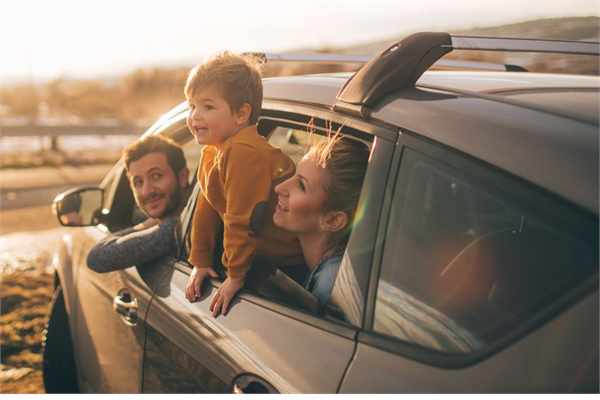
<box><xmin>276</xmin><ymin>199</ymin><xmax>289</xmax><ymax>212</ymax></box>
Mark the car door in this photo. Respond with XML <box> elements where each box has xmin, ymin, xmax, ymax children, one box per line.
<box><xmin>70</xmin><ymin>110</ymin><xmax>202</xmax><ymax>393</ymax></box>
<box><xmin>141</xmin><ymin>111</ymin><xmax>397</xmax><ymax>393</ymax></box>
<box><xmin>70</xmin><ymin>159</ymin><xmax>167</xmax><ymax>393</ymax></box>
<box><xmin>339</xmin><ymin>132</ymin><xmax>599</xmax><ymax>393</ymax></box>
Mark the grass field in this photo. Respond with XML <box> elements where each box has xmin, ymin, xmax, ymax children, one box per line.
<box><xmin>1</xmin><ymin>271</ymin><xmax>54</xmax><ymax>394</ymax></box>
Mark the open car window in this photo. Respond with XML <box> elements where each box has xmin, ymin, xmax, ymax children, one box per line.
<box><xmin>177</xmin><ymin>117</ymin><xmax>374</xmax><ymax>319</ymax></box>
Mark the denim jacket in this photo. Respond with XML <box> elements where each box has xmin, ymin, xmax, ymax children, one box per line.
<box><xmin>303</xmin><ymin>250</ymin><xmax>344</xmax><ymax>315</ymax></box>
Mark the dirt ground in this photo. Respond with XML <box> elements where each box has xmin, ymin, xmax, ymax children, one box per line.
<box><xmin>0</xmin><ymin>202</ymin><xmax>69</xmax><ymax>393</ymax></box>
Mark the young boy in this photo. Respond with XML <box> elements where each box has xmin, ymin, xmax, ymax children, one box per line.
<box><xmin>184</xmin><ymin>51</ymin><xmax>303</xmax><ymax>316</ymax></box>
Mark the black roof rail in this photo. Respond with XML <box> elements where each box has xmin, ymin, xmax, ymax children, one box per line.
<box><xmin>333</xmin><ymin>32</ymin><xmax>600</xmax><ymax>116</ymax></box>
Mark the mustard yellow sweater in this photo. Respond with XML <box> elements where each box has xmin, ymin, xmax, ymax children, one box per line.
<box><xmin>188</xmin><ymin>125</ymin><xmax>303</xmax><ymax>279</ymax></box>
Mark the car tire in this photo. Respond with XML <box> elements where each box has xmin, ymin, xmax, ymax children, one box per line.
<box><xmin>43</xmin><ymin>285</ymin><xmax>79</xmax><ymax>393</ymax></box>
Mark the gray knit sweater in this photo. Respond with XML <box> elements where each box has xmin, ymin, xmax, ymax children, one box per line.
<box><xmin>86</xmin><ymin>217</ymin><xmax>179</xmax><ymax>273</ymax></box>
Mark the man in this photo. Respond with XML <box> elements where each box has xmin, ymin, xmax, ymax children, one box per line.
<box><xmin>86</xmin><ymin>135</ymin><xmax>190</xmax><ymax>273</ymax></box>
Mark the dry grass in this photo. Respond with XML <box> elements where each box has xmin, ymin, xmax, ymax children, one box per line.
<box><xmin>1</xmin><ymin>370</ymin><xmax>46</xmax><ymax>394</ymax></box>
<box><xmin>1</xmin><ymin>204</ymin><xmax>61</xmax><ymax>393</ymax></box>
<box><xmin>1</xmin><ymin>271</ymin><xmax>54</xmax><ymax>394</ymax></box>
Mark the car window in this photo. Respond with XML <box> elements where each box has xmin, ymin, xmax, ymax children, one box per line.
<box><xmin>267</xmin><ymin>126</ymin><xmax>328</xmax><ymax>164</ymax></box>
<box><xmin>178</xmin><ymin>136</ymin><xmax>203</xmax><ymax>185</ymax></box>
<box><xmin>177</xmin><ymin>120</ymin><xmax>373</xmax><ymax>318</ymax></box>
<box><xmin>254</xmin><ymin>124</ymin><xmax>370</xmax><ymax>316</ymax></box>
<box><xmin>373</xmin><ymin>147</ymin><xmax>598</xmax><ymax>354</ymax></box>
<box><xmin>98</xmin><ymin>161</ymin><xmax>123</xmax><ymax>211</ymax></box>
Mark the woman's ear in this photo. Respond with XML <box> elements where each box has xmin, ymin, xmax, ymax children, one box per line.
<box><xmin>321</xmin><ymin>211</ymin><xmax>348</xmax><ymax>233</ymax></box>
<box><xmin>234</xmin><ymin>103</ymin><xmax>252</xmax><ymax>126</ymax></box>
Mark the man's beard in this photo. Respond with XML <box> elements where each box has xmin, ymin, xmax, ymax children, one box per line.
<box><xmin>140</xmin><ymin>177</ymin><xmax>183</xmax><ymax>220</ymax></box>
<box><xmin>158</xmin><ymin>185</ymin><xmax>183</xmax><ymax>219</ymax></box>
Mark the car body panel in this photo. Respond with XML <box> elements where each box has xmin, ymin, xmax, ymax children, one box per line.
<box><xmin>371</xmin><ymin>88</ymin><xmax>599</xmax><ymax>214</ymax></box>
<box><xmin>340</xmin><ymin>291</ymin><xmax>599</xmax><ymax>393</ymax></box>
<box><xmin>70</xmin><ymin>225</ymin><xmax>174</xmax><ymax>393</ymax></box>
<box><xmin>264</xmin><ymin>70</ymin><xmax>600</xmax><ymax>119</ymax></box>
<box><xmin>142</xmin><ymin>265</ymin><xmax>356</xmax><ymax>393</ymax></box>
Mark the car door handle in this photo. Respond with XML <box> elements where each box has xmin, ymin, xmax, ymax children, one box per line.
<box><xmin>113</xmin><ymin>291</ymin><xmax>138</xmax><ymax>325</ymax></box>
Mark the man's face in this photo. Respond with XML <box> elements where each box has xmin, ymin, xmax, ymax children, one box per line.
<box><xmin>128</xmin><ymin>152</ymin><xmax>187</xmax><ymax>220</ymax></box>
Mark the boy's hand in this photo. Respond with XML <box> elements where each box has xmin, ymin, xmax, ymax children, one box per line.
<box><xmin>209</xmin><ymin>276</ymin><xmax>244</xmax><ymax>317</ymax></box>
<box><xmin>185</xmin><ymin>266</ymin><xmax>219</xmax><ymax>302</ymax></box>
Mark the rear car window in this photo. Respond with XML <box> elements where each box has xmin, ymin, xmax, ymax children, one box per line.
<box><xmin>374</xmin><ymin>147</ymin><xmax>598</xmax><ymax>354</ymax></box>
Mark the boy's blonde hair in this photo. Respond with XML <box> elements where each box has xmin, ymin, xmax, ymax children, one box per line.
<box><xmin>185</xmin><ymin>51</ymin><xmax>264</xmax><ymax>125</ymax></box>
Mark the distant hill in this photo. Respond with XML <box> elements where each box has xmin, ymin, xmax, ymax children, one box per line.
<box><xmin>271</xmin><ymin>17</ymin><xmax>599</xmax><ymax>76</ymax></box>
<box><xmin>335</xmin><ymin>16</ymin><xmax>598</xmax><ymax>54</ymax></box>
<box><xmin>320</xmin><ymin>16</ymin><xmax>600</xmax><ymax>75</ymax></box>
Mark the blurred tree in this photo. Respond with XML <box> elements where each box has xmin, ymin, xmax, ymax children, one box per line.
<box><xmin>1</xmin><ymin>83</ymin><xmax>39</xmax><ymax>122</ymax></box>
<box><xmin>120</xmin><ymin>67</ymin><xmax>188</xmax><ymax>124</ymax></box>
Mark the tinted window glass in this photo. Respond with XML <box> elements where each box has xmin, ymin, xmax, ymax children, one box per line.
<box><xmin>268</xmin><ymin>126</ymin><xmax>327</xmax><ymax>164</ymax></box>
<box><xmin>179</xmin><ymin>137</ymin><xmax>203</xmax><ymax>185</ymax></box>
<box><xmin>374</xmin><ymin>148</ymin><xmax>598</xmax><ymax>354</ymax></box>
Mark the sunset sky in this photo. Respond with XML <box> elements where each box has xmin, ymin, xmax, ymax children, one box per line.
<box><xmin>1</xmin><ymin>0</ymin><xmax>598</xmax><ymax>83</ymax></box>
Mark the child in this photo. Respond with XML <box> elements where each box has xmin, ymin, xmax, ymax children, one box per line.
<box><xmin>184</xmin><ymin>51</ymin><xmax>303</xmax><ymax>316</ymax></box>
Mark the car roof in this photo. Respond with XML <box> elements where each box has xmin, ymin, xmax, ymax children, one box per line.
<box><xmin>263</xmin><ymin>70</ymin><xmax>599</xmax><ymax>215</ymax></box>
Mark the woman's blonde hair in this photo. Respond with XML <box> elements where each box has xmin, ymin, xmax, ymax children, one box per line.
<box><xmin>305</xmin><ymin>135</ymin><xmax>370</xmax><ymax>245</ymax></box>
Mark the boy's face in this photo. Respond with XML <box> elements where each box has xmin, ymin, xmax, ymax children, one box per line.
<box><xmin>187</xmin><ymin>85</ymin><xmax>249</xmax><ymax>148</ymax></box>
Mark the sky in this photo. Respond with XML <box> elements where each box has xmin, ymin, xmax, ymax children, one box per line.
<box><xmin>1</xmin><ymin>0</ymin><xmax>599</xmax><ymax>83</ymax></box>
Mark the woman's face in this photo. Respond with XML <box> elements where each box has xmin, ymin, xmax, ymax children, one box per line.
<box><xmin>273</xmin><ymin>155</ymin><xmax>328</xmax><ymax>237</ymax></box>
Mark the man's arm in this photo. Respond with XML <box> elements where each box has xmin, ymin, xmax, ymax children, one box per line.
<box><xmin>86</xmin><ymin>217</ymin><xmax>178</xmax><ymax>273</ymax></box>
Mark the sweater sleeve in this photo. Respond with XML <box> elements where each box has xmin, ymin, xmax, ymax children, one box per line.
<box><xmin>86</xmin><ymin>217</ymin><xmax>178</xmax><ymax>273</ymax></box>
<box><xmin>188</xmin><ymin>187</ymin><xmax>222</xmax><ymax>268</ymax></box>
<box><xmin>221</xmin><ymin>144</ymin><xmax>272</xmax><ymax>279</ymax></box>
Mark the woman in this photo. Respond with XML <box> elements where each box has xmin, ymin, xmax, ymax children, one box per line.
<box><xmin>273</xmin><ymin>136</ymin><xmax>369</xmax><ymax>314</ymax></box>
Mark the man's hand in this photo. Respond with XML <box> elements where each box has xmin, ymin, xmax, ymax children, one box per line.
<box><xmin>209</xmin><ymin>276</ymin><xmax>245</xmax><ymax>317</ymax></box>
<box><xmin>134</xmin><ymin>218</ymin><xmax>158</xmax><ymax>231</ymax></box>
<box><xmin>185</xmin><ymin>266</ymin><xmax>219</xmax><ymax>302</ymax></box>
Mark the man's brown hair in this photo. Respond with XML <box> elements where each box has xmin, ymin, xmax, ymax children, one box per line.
<box><xmin>184</xmin><ymin>51</ymin><xmax>264</xmax><ymax>125</ymax></box>
<box><xmin>124</xmin><ymin>135</ymin><xmax>186</xmax><ymax>175</ymax></box>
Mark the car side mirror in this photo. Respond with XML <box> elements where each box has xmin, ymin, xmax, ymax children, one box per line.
<box><xmin>53</xmin><ymin>187</ymin><xmax>104</xmax><ymax>227</ymax></box>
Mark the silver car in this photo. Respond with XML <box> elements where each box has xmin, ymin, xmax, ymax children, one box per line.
<box><xmin>45</xmin><ymin>32</ymin><xmax>599</xmax><ymax>393</ymax></box>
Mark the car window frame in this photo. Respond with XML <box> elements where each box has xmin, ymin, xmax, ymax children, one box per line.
<box><xmin>170</xmin><ymin>104</ymin><xmax>397</xmax><ymax>336</ymax></box>
<box><xmin>360</xmin><ymin>129</ymin><xmax>600</xmax><ymax>368</ymax></box>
